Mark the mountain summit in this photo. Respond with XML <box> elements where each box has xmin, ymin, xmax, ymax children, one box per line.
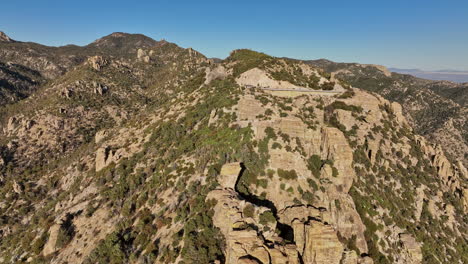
<box><xmin>87</xmin><ymin>32</ymin><xmax>160</xmax><ymax>53</ymax></box>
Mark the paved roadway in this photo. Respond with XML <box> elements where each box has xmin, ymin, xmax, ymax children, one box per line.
<box><xmin>244</xmin><ymin>85</ymin><xmax>341</xmax><ymax>93</ymax></box>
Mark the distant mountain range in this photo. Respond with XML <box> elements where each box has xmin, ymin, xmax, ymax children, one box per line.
<box><xmin>389</xmin><ymin>68</ymin><xmax>468</xmax><ymax>83</ymax></box>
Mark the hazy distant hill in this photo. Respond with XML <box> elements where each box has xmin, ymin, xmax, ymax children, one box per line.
<box><xmin>389</xmin><ymin>68</ymin><xmax>468</xmax><ymax>83</ymax></box>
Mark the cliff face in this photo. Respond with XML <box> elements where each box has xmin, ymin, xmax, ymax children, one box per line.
<box><xmin>305</xmin><ymin>60</ymin><xmax>468</xmax><ymax>168</ymax></box>
<box><xmin>0</xmin><ymin>38</ymin><xmax>466</xmax><ymax>264</ymax></box>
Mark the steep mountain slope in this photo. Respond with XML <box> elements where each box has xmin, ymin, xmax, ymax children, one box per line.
<box><xmin>0</xmin><ymin>36</ymin><xmax>466</xmax><ymax>264</ymax></box>
<box><xmin>0</xmin><ymin>61</ymin><xmax>43</xmax><ymax>105</ymax></box>
<box><xmin>425</xmin><ymin>81</ymin><xmax>468</xmax><ymax>107</ymax></box>
<box><xmin>305</xmin><ymin>59</ymin><xmax>468</xmax><ymax>167</ymax></box>
<box><xmin>0</xmin><ymin>31</ymin><xmax>164</xmax><ymax>107</ymax></box>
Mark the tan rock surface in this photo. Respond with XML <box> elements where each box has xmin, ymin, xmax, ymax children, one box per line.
<box><xmin>219</xmin><ymin>162</ymin><xmax>243</xmax><ymax>189</ymax></box>
<box><xmin>398</xmin><ymin>233</ymin><xmax>422</xmax><ymax>264</ymax></box>
<box><xmin>236</xmin><ymin>68</ymin><xmax>301</xmax><ymax>89</ymax></box>
<box><xmin>43</xmin><ymin>224</ymin><xmax>61</xmax><ymax>256</ymax></box>
<box><xmin>207</xmin><ymin>189</ymin><xmax>299</xmax><ymax>264</ymax></box>
<box><xmin>95</xmin><ymin>146</ymin><xmax>113</xmax><ymax>171</ymax></box>
<box><xmin>303</xmin><ymin>220</ymin><xmax>344</xmax><ymax>264</ymax></box>
<box><xmin>87</xmin><ymin>56</ymin><xmax>108</xmax><ymax>71</ymax></box>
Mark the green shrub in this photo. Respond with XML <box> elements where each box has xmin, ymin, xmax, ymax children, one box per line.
<box><xmin>259</xmin><ymin>211</ymin><xmax>276</xmax><ymax>225</ymax></box>
<box><xmin>277</xmin><ymin>169</ymin><xmax>298</xmax><ymax>180</ymax></box>
<box><xmin>327</xmin><ymin>100</ymin><xmax>363</xmax><ymax>113</ymax></box>
<box><xmin>338</xmin><ymin>90</ymin><xmax>355</xmax><ymax>99</ymax></box>
<box><xmin>243</xmin><ymin>204</ymin><xmax>255</xmax><ymax>218</ymax></box>
<box><xmin>307</xmin><ymin>155</ymin><xmax>322</xmax><ymax>178</ymax></box>
<box><xmin>32</xmin><ymin>233</ymin><xmax>48</xmax><ymax>255</ymax></box>
<box><xmin>302</xmin><ymin>191</ymin><xmax>315</xmax><ymax>204</ymax></box>
<box><xmin>84</xmin><ymin>228</ymin><xmax>137</xmax><ymax>264</ymax></box>
<box><xmin>55</xmin><ymin>214</ymin><xmax>75</xmax><ymax>248</ymax></box>
<box><xmin>332</xmin><ymin>166</ymin><xmax>339</xmax><ymax>177</ymax></box>
<box><xmin>272</xmin><ymin>142</ymin><xmax>282</xmax><ymax>149</ymax></box>
<box><xmin>264</xmin><ymin>127</ymin><xmax>277</xmax><ymax>140</ymax></box>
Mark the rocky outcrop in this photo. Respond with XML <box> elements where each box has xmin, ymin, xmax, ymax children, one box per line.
<box><xmin>232</xmin><ymin>92</ymin><xmax>372</xmax><ymax>262</ymax></box>
<box><xmin>390</xmin><ymin>102</ymin><xmax>408</xmax><ymax>126</ymax></box>
<box><xmin>341</xmin><ymin>250</ymin><xmax>358</xmax><ymax>264</ymax></box>
<box><xmin>94</xmin><ymin>130</ymin><xmax>109</xmax><ymax>143</ymax></box>
<box><xmin>95</xmin><ymin>146</ymin><xmax>114</xmax><ymax>171</ymax></box>
<box><xmin>137</xmin><ymin>48</ymin><xmax>150</xmax><ymax>63</ymax></box>
<box><xmin>87</xmin><ymin>56</ymin><xmax>108</xmax><ymax>71</ymax></box>
<box><xmin>303</xmin><ymin>220</ymin><xmax>344</xmax><ymax>264</ymax></box>
<box><xmin>0</xmin><ymin>31</ymin><xmax>14</xmax><ymax>42</ymax></box>
<box><xmin>12</xmin><ymin>180</ymin><xmax>24</xmax><ymax>194</ymax></box>
<box><xmin>205</xmin><ymin>65</ymin><xmax>229</xmax><ymax>84</ymax></box>
<box><xmin>219</xmin><ymin>162</ymin><xmax>243</xmax><ymax>189</ymax></box>
<box><xmin>463</xmin><ymin>188</ymin><xmax>468</xmax><ymax>213</ymax></box>
<box><xmin>397</xmin><ymin>234</ymin><xmax>422</xmax><ymax>264</ymax></box>
<box><xmin>43</xmin><ymin>224</ymin><xmax>61</xmax><ymax>256</ymax></box>
<box><xmin>207</xmin><ymin>189</ymin><xmax>298</xmax><ymax>264</ymax></box>
<box><xmin>92</xmin><ymin>81</ymin><xmax>108</xmax><ymax>95</ymax></box>
<box><xmin>237</xmin><ymin>257</ymin><xmax>263</xmax><ymax>264</ymax></box>
<box><xmin>6</xmin><ymin>116</ymin><xmax>19</xmax><ymax>133</ymax></box>
<box><xmin>415</xmin><ymin>135</ymin><xmax>466</xmax><ymax>195</ymax></box>
<box><xmin>236</xmin><ymin>68</ymin><xmax>301</xmax><ymax>89</ymax></box>
<box><xmin>321</xmin><ymin>127</ymin><xmax>355</xmax><ymax>193</ymax></box>
<box><xmin>335</xmin><ymin>109</ymin><xmax>355</xmax><ymax>131</ymax></box>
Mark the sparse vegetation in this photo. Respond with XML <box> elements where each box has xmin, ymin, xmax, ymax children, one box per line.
<box><xmin>0</xmin><ymin>33</ymin><xmax>465</xmax><ymax>264</ymax></box>
<box><xmin>277</xmin><ymin>168</ymin><xmax>298</xmax><ymax>180</ymax></box>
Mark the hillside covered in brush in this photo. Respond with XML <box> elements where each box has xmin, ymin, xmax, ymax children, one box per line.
<box><xmin>0</xmin><ymin>32</ymin><xmax>467</xmax><ymax>264</ymax></box>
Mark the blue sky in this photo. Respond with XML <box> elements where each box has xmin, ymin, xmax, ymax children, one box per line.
<box><xmin>2</xmin><ymin>0</ymin><xmax>467</xmax><ymax>70</ymax></box>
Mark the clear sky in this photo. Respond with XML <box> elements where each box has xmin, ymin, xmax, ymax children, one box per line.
<box><xmin>2</xmin><ymin>0</ymin><xmax>467</xmax><ymax>70</ymax></box>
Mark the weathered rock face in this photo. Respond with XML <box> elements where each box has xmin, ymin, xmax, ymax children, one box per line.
<box><xmin>415</xmin><ymin>135</ymin><xmax>466</xmax><ymax>194</ymax></box>
<box><xmin>205</xmin><ymin>65</ymin><xmax>229</xmax><ymax>85</ymax></box>
<box><xmin>6</xmin><ymin>116</ymin><xmax>18</xmax><ymax>133</ymax></box>
<box><xmin>237</xmin><ymin>68</ymin><xmax>300</xmax><ymax>89</ymax></box>
<box><xmin>95</xmin><ymin>146</ymin><xmax>113</xmax><ymax>171</ymax></box>
<box><xmin>87</xmin><ymin>56</ymin><xmax>108</xmax><ymax>71</ymax></box>
<box><xmin>50</xmin><ymin>208</ymin><xmax>116</xmax><ymax>264</ymax></box>
<box><xmin>303</xmin><ymin>220</ymin><xmax>344</xmax><ymax>264</ymax></box>
<box><xmin>219</xmin><ymin>162</ymin><xmax>243</xmax><ymax>189</ymax></box>
<box><xmin>463</xmin><ymin>188</ymin><xmax>468</xmax><ymax>213</ymax></box>
<box><xmin>94</xmin><ymin>130</ymin><xmax>108</xmax><ymax>143</ymax></box>
<box><xmin>321</xmin><ymin>127</ymin><xmax>355</xmax><ymax>193</ymax></box>
<box><xmin>43</xmin><ymin>224</ymin><xmax>61</xmax><ymax>256</ymax></box>
<box><xmin>397</xmin><ymin>234</ymin><xmax>423</xmax><ymax>264</ymax></box>
<box><xmin>92</xmin><ymin>81</ymin><xmax>108</xmax><ymax>95</ymax></box>
<box><xmin>309</xmin><ymin>59</ymin><xmax>468</xmax><ymax>168</ymax></box>
<box><xmin>0</xmin><ymin>31</ymin><xmax>13</xmax><ymax>42</ymax></box>
<box><xmin>208</xmin><ymin>91</ymin><xmax>381</xmax><ymax>263</ymax></box>
<box><xmin>137</xmin><ymin>48</ymin><xmax>150</xmax><ymax>63</ymax></box>
<box><xmin>12</xmin><ymin>180</ymin><xmax>24</xmax><ymax>194</ymax></box>
<box><xmin>237</xmin><ymin>257</ymin><xmax>263</xmax><ymax>264</ymax></box>
<box><xmin>207</xmin><ymin>189</ymin><xmax>299</xmax><ymax>264</ymax></box>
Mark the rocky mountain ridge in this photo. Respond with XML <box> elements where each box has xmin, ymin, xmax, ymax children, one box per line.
<box><xmin>305</xmin><ymin>59</ymin><xmax>468</xmax><ymax>167</ymax></box>
<box><xmin>0</xmin><ymin>33</ymin><xmax>466</xmax><ymax>264</ymax></box>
